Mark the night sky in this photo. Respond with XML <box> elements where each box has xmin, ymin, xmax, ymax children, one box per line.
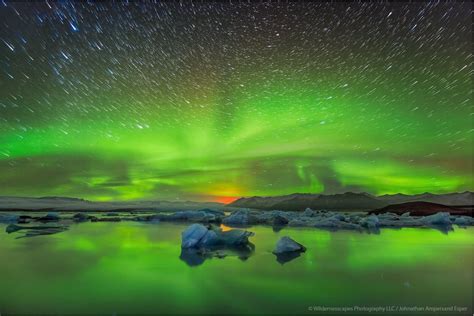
<box><xmin>0</xmin><ymin>2</ymin><xmax>472</xmax><ymax>202</ymax></box>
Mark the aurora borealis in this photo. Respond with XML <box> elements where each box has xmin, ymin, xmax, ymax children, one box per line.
<box><xmin>0</xmin><ymin>2</ymin><xmax>472</xmax><ymax>202</ymax></box>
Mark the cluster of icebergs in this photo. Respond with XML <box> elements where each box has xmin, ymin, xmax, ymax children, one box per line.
<box><xmin>176</xmin><ymin>208</ymin><xmax>473</xmax><ymax>265</ymax></box>
<box><xmin>231</xmin><ymin>208</ymin><xmax>474</xmax><ymax>231</ymax></box>
<box><xmin>180</xmin><ymin>223</ymin><xmax>306</xmax><ymax>265</ymax></box>
<box><xmin>158</xmin><ymin>208</ymin><xmax>474</xmax><ymax>232</ymax></box>
<box><xmin>1</xmin><ymin>208</ymin><xmax>472</xmax><ymax>264</ymax></box>
<box><xmin>1</xmin><ymin>208</ymin><xmax>472</xmax><ymax>240</ymax></box>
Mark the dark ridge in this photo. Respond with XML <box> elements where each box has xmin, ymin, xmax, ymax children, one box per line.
<box><xmin>230</xmin><ymin>192</ymin><xmax>384</xmax><ymax>211</ymax></box>
<box><xmin>38</xmin><ymin>196</ymin><xmax>87</xmax><ymax>202</ymax></box>
<box><xmin>369</xmin><ymin>201</ymin><xmax>472</xmax><ymax>216</ymax></box>
<box><xmin>229</xmin><ymin>191</ymin><xmax>473</xmax><ymax>211</ymax></box>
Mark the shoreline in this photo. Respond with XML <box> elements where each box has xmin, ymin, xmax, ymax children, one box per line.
<box><xmin>1</xmin><ymin>208</ymin><xmax>473</xmax><ymax>233</ymax></box>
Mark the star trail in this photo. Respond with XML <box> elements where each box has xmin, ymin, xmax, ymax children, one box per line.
<box><xmin>0</xmin><ymin>1</ymin><xmax>472</xmax><ymax>202</ymax></box>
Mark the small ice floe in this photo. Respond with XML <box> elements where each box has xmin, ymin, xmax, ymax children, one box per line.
<box><xmin>421</xmin><ymin>212</ymin><xmax>451</xmax><ymax>226</ymax></box>
<box><xmin>5</xmin><ymin>223</ymin><xmax>68</xmax><ymax>239</ymax></box>
<box><xmin>0</xmin><ymin>214</ymin><xmax>19</xmax><ymax>223</ymax></box>
<box><xmin>179</xmin><ymin>223</ymin><xmax>255</xmax><ymax>266</ymax></box>
<box><xmin>181</xmin><ymin>224</ymin><xmax>210</xmax><ymax>248</ymax></box>
<box><xmin>72</xmin><ymin>213</ymin><xmax>94</xmax><ymax>222</ymax></box>
<box><xmin>361</xmin><ymin>214</ymin><xmax>379</xmax><ymax>229</ymax></box>
<box><xmin>288</xmin><ymin>217</ymin><xmax>314</xmax><ymax>227</ymax></box>
<box><xmin>453</xmin><ymin>216</ymin><xmax>473</xmax><ymax>227</ymax></box>
<box><xmin>272</xmin><ymin>214</ymin><xmax>289</xmax><ymax>226</ymax></box>
<box><xmin>273</xmin><ymin>236</ymin><xmax>306</xmax><ymax>254</ymax></box>
<box><xmin>181</xmin><ymin>223</ymin><xmax>254</xmax><ymax>249</ymax></box>
<box><xmin>313</xmin><ymin>216</ymin><xmax>363</xmax><ymax>231</ymax></box>
<box><xmin>160</xmin><ymin>210</ymin><xmax>223</xmax><ymax>223</ymax></box>
<box><xmin>37</xmin><ymin>212</ymin><xmax>61</xmax><ymax>222</ymax></box>
<box><xmin>303</xmin><ymin>208</ymin><xmax>316</xmax><ymax>217</ymax></box>
<box><xmin>273</xmin><ymin>236</ymin><xmax>306</xmax><ymax>264</ymax></box>
<box><xmin>222</xmin><ymin>209</ymin><xmax>256</xmax><ymax>226</ymax></box>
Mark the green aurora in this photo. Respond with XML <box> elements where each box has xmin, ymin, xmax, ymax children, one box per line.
<box><xmin>0</xmin><ymin>2</ymin><xmax>472</xmax><ymax>201</ymax></box>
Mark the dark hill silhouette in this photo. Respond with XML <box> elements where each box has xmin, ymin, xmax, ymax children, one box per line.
<box><xmin>229</xmin><ymin>191</ymin><xmax>473</xmax><ymax>211</ymax></box>
<box><xmin>369</xmin><ymin>201</ymin><xmax>472</xmax><ymax>216</ymax></box>
<box><xmin>230</xmin><ymin>192</ymin><xmax>385</xmax><ymax>211</ymax></box>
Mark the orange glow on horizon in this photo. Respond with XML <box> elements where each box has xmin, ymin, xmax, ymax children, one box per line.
<box><xmin>214</xmin><ymin>196</ymin><xmax>239</xmax><ymax>204</ymax></box>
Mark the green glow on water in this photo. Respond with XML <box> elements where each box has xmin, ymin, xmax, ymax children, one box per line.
<box><xmin>0</xmin><ymin>222</ymin><xmax>472</xmax><ymax>314</ymax></box>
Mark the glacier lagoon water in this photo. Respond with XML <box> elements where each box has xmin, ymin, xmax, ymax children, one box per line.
<box><xmin>0</xmin><ymin>221</ymin><xmax>472</xmax><ymax>314</ymax></box>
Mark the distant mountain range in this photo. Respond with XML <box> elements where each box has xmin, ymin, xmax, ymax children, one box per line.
<box><xmin>229</xmin><ymin>191</ymin><xmax>473</xmax><ymax>211</ymax></box>
<box><xmin>0</xmin><ymin>196</ymin><xmax>228</xmax><ymax>212</ymax></box>
<box><xmin>0</xmin><ymin>192</ymin><xmax>472</xmax><ymax>212</ymax></box>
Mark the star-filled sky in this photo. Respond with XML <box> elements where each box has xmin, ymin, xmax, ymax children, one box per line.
<box><xmin>0</xmin><ymin>2</ymin><xmax>472</xmax><ymax>202</ymax></box>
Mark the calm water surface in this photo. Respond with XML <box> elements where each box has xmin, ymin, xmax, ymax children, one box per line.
<box><xmin>0</xmin><ymin>221</ymin><xmax>472</xmax><ymax>314</ymax></box>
